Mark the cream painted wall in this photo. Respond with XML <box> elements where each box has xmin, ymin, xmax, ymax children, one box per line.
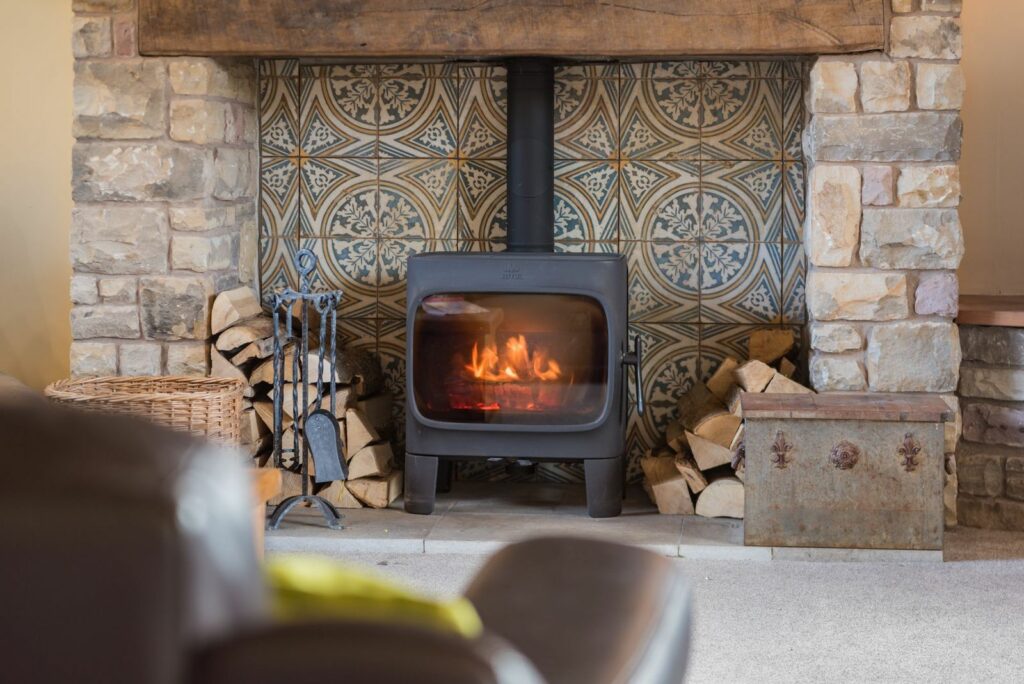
<box><xmin>0</xmin><ymin>0</ymin><xmax>72</xmax><ymax>388</ymax></box>
<box><xmin>959</xmin><ymin>1</ymin><xmax>1024</xmax><ymax>295</ymax></box>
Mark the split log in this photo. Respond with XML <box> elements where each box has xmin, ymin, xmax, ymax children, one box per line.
<box><xmin>706</xmin><ymin>357</ymin><xmax>740</xmax><ymax>402</ymax></box>
<box><xmin>215</xmin><ymin>317</ymin><xmax>274</xmax><ymax>352</ymax></box>
<box><xmin>272</xmin><ymin>384</ymin><xmax>354</xmax><ymax>421</ymax></box>
<box><xmin>944</xmin><ymin>456</ymin><xmax>958</xmax><ymax>527</ymax></box>
<box><xmin>748</xmin><ymin>329</ymin><xmax>795</xmax><ymax>364</ymax></box>
<box><xmin>347</xmin><ymin>442</ymin><xmax>394</xmax><ymax>480</ymax></box>
<box><xmin>641</xmin><ymin>456</ymin><xmax>695</xmax><ymax>515</ymax></box>
<box><xmin>254</xmin><ymin>400</ymin><xmax>292</xmax><ymax>432</ymax></box>
<box><xmin>674</xmin><ymin>455</ymin><xmax>708</xmax><ymax>494</ymax></box>
<box><xmin>778</xmin><ymin>357</ymin><xmax>797</xmax><ymax>378</ymax></box>
<box><xmin>345</xmin><ymin>408</ymin><xmax>380</xmax><ymax>457</ymax></box>
<box><xmin>317</xmin><ymin>481</ymin><xmax>364</xmax><ymax>509</ymax></box>
<box><xmin>338</xmin><ymin>346</ymin><xmax>385</xmax><ymax>398</ymax></box>
<box><xmin>250</xmin><ymin>348</ymin><xmax>340</xmax><ymax>386</ymax></box>
<box><xmin>665</xmin><ymin>420</ymin><xmax>687</xmax><ymax>454</ymax></box>
<box><xmin>211</xmin><ymin>286</ymin><xmax>262</xmax><ymax>334</ymax></box>
<box><xmin>266</xmin><ymin>468</ymin><xmax>308</xmax><ymax>506</ymax></box>
<box><xmin>231</xmin><ymin>337</ymin><xmax>276</xmax><ymax>365</ymax></box>
<box><xmin>695</xmin><ymin>476</ymin><xmax>744</xmax><ymax>519</ymax></box>
<box><xmin>356</xmin><ymin>393</ymin><xmax>394</xmax><ymax>431</ymax></box>
<box><xmin>734</xmin><ymin>360</ymin><xmax>775</xmax><ymax>393</ymax></box>
<box><xmin>685</xmin><ymin>430</ymin><xmax>734</xmax><ymax>471</ymax></box>
<box><xmin>210</xmin><ymin>348</ymin><xmax>254</xmax><ymax>396</ymax></box>
<box><xmin>240</xmin><ymin>407</ymin><xmax>269</xmax><ymax>444</ymax></box>
<box><xmin>764</xmin><ymin>372</ymin><xmax>814</xmax><ymax>395</ymax></box>
<box><xmin>348</xmin><ymin>470</ymin><xmax>403</xmax><ymax>509</ymax></box>
<box><xmin>725</xmin><ymin>386</ymin><xmax>744</xmax><ymax>417</ymax></box>
<box><xmin>677</xmin><ymin>383</ymin><xmax>727</xmax><ymax>432</ymax></box>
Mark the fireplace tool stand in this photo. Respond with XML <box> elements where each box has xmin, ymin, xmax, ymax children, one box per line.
<box><xmin>266</xmin><ymin>249</ymin><xmax>348</xmax><ymax>531</ymax></box>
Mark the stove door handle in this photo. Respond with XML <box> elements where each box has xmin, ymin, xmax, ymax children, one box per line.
<box><xmin>622</xmin><ymin>333</ymin><xmax>645</xmax><ymax>416</ymax></box>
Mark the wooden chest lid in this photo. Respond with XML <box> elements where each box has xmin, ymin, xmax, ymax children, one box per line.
<box><xmin>740</xmin><ymin>392</ymin><xmax>954</xmax><ymax>423</ymax></box>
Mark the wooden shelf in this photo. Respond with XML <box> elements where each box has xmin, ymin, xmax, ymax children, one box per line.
<box><xmin>957</xmin><ymin>295</ymin><xmax>1024</xmax><ymax>328</ymax></box>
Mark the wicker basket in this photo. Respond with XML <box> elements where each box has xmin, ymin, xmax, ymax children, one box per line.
<box><xmin>45</xmin><ymin>376</ymin><xmax>245</xmax><ymax>445</ymax></box>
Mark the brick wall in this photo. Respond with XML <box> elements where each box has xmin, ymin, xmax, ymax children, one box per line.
<box><xmin>69</xmin><ymin>0</ymin><xmax>258</xmax><ymax>376</ymax></box>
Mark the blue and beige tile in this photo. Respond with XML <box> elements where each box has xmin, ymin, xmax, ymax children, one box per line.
<box><xmin>458</xmin><ymin>159</ymin><xmax>507</xmax><ymax>243</ymax></box>
<box><xmin>702</xmin><ymin>161</ymin><xmax>783</xmax><ymax>242</ymax></box>
<box><xmin>260</xmin><ymin>76</ymin><xmax>300</xmax><ymax>156</ymax></box>
<box><xmin>782</xmin><ymin>240</ymin><xmax>807</xmax><ymax>324</ymax></box>
<box><xmin>318</xmin><ymin>238</ymin><xmax>379</xmax><ymax>319</ymax></box>
<box><xmin>783</xmin><ymin>161</ymin><xmax>805</xmax><ymax>242</ymax></box>
<box><xmin>553</xmin><ymin>160</ymin><xmax>618</xmax><ymax>241</ymax></box>
<box><xmin>378</xmin><ymin>238</ymin><xmax>457</xmax><ymax>318</ymax></box>
<box><xmin>700</xmin><ymin>324</ymin><xmax>785</xmax><ymax>379</ymax></box>
<box><xmin>620</xmin><ymin>240</ymin><xmax>699</xmax><ymax>323</ymax></box>
<box><xmin>458</xmin><ymin>65</ymin><xmax>506</xmax><ymax>159</ymax></box>
<box><xmin>619</xmin><ymin>160</ymin><xmax>699</xmax><ymax>241</ymax></box>
<box><xmin>299</xmin><ymin>157</ymin><xmax>377</xmax><ymax>238</ymax></box>
<box><xmin>379</xmin><ymin>158</ymin><xmax>458</xmax><ymax>240</ymax></box>
<box><xmin>782</xmin><ymin>77</ymin><xmax>804</xmax><ymax>160</ymax></box>
<box><xmin>553</xmin><ymin>241</ymin><xmax>616</xmax><ymax>254</ymax></box>
<box><xmin>299</xmin><ymin>65</ymin><xmax>377</xmax><ymax>158</ymax></box>
<box><xmin>261</xmin><ymin>156</ymin><xmax>300</xmax><ymax>238</ymax></box>
<box><xmin>620</xmin><ymin>76</ymin><xmax>700</xmax><ymax>159</ymax></box>
<box><xmin>554</xmin><ymin>65</ymin><xmax>619</xmax><ymax>159</ymax></box>
<box><xmin>700</xmin><ymin>241</ymin><xmax>782</xmax><ymax>324</ymax></box>
<box><xmin>378</xmin><ymin>68</ymin><xmax>458</xmax><ymax>158</ymax></box>
<box><xmin>701</xmin><ymin>78</ymin><xmax>780</xmax><ymax>160</ymax></box>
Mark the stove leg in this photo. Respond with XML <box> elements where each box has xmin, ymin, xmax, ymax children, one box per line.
<box><xmin>405</xmin><ymin>453</ymin><xmax>438</xmax><ymax>515</ymax></box>
<box><xmin>437</xmin><ymin>458</ymin><xmax>453</xmax><ymax>493</ymax></box>
<box><xmin>585</xmin><ymin>456</ymin><xmax>624</xmax><ymax>518</ymax></box>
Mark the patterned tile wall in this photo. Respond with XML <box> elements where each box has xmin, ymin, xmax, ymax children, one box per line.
<box><xmin>258</xmin><ymin>59</ymin><xmax>807</xmax><ymax>482</ymax></box>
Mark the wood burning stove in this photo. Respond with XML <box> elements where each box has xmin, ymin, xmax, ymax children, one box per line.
<box><xmin>404</xmin><ymin>60</ymin><xmax>643</xmax><ymax>518</ymax></box>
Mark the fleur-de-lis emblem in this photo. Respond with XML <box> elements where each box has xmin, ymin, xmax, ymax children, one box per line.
<box><xmin>898</xmin><ymin>433</ymin><xmax>921</xmax><ymax>472</ymax></box>
<box><xmin>771</xmin><ymin>431</ymin><xmax>792</xmax><ymax>469</ymax></box>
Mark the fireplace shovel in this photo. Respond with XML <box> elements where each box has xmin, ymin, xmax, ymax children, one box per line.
<box><xmin>304</xmin><ymin>409</ymin><xmax>347</xmax><ymax>483</ymax></box>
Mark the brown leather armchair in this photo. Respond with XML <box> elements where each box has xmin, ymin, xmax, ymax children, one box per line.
<box><xmin>0</xmin><ymin>392</ymin><xmax>691</xmax><ymax>684</ymax></box>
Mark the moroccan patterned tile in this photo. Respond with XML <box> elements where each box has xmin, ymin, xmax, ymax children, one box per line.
<box><xmin>259</xmin><ymin>236</ymin><xmax>304</xmax><ymax>304</ymax></box>
<box><xmin>458</xmin><ymin>240</ymin><xmax>506</xmax><ymax>253</ymax></box>
<box><xmin>379</xmin><ymin>158</ymin><xmax>458</xmax><ymax>240</ymax></box>
<box><xmin>458</xmin><ymin>159</ymin><xmax>507</xmax><ymax>242</ymax></box>
<box><xmin>458</xmin><ymin>65</ymin><xmax>506</xmax><ymax>159</ymax></box>
<box><xmin>379</xmin><ymin>63</ymin><xmax>457</xmax><ymax>79</ymax></box>
<box><xmin>298</xmin><ymin>157</ymin><xmax>377</xmax><ymax>238</ymax></box>
<box><xmin>782</xmin><ymin>77</ymin><xmax>804</xmax><ymax>160</ymax></box>
<box><xmin>259</xmin><ymin>77</ymin><xmax>300</xmax><ymax>156</ymax></box>
<box><xmin>700</xmin><ymin>241</ymin><xmax>782</xmax><ymax>324</ymax></box>
<box><xmin>378</xmin><ymin>238</ymin><xmax>457</xmax><ymax>318</ymax></box>
<box><xmin>259</xmin><ymin>59</ymin><xmax>298</xmax><ymax>78</ymax></box>
<box><xmin>701</xmin><ymin>161</ymin><xmax>783</xmax><ymax>242</ymax></box>
<box><xmin>699</xmin><ymin>323</ymin><xmax>792</xmax><ymax>379</ymax></box>
<box><xmin>626</xmin><ymin>322</ymin><xmax>699</xmax><ymax>473</ymax></box>
<box><xmin>700</xmin><ymin>61</ymin><xmax>782</xmax><ymax>79</ymax></box>
<box><xmin>299</xmin><ymin>66</ymin><xmax>377</xmax><ymax>157</ymax></box>
<box><xmin>620</xmin><ymin>77</ymin><xmax>700</xmax><ymax>160</ymax></box>
<box><xmin>554</xmin><ymin>65</ymin><xmax>619</xmax><ymax>159</ymax></box>
<box><xmin>554</xmin><ymin>241</ymin><xmax>616</xmax><ymax>254</ymax></box>
<box><xmin>376</xmin><ymin>317</ymin><xmax>407</xmax><ymax>445</ymax></box>
<box><xmin>553</xmin><ymin>160</ymin><xmax>618</xmax><ymax>241</ymax></box>
<box><xmin>619</xmin><ymin>160</ymin><xmax>699</xmax><ymax>241</ymax></box>
<box><xmin>620</xmin><ymin>240</ymin><xmax>699</xmax><ymax>323</ymax></box>
<box><xmin>781</xmin><ymin>60</ymin><xmax>806</xmax><ymax>80</ymax></box>
<box><xmin>783</xmin><ymin>161</ymin><xmax>805</xmax><ymax>242</ymax></box>
<box><xmin>701</xmin><ymin>78</ymin><xmax>781</xmax><ymax>160</ymax></box>
<box><xmin>261</xmin><ymin>157</ymin><xmax>300</xmax><ymax>238</ymax></box>
<box><xmin>782</xmin><ymin>240</ymin><xmax>807</xmax><ymax>324</ymax></box>
<box><xmin>318</xmin><ymin>237</ymin><xmax>379</xmax><ymax>319</ymax></box>
<box><xmin>336</xmin><ymin>316</ymin><xmax>377</xmax><ymax>353</ymax></box>
<box><xmin>621</xmin><ymin>62</ymin><xmax>700</xmax><ymax>80</ymax></box>
<box><xmin>378</xmin><ymin>71</ymin><xmax>458</xmax><ymax>158</ymax></box>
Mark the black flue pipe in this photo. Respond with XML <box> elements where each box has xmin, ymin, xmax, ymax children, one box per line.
<box><xmin>505</xmin><ymin>58</ymin><xmax>554</xmax><ymax>253</ymax></box>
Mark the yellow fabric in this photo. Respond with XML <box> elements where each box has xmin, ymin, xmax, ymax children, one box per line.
<box><xmin>266</xmin><ymin>555</ymin><xmax>483</xmax><ymax>638</ymax></box>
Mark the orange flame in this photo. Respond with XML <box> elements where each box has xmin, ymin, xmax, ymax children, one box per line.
<box><xmin>465</xmin><ymin>334</ymin><xmax>562</xmax><ymax>383</ymax></box>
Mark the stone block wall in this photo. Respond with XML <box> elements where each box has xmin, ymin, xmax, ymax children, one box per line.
<box><xmin>957</xmin><ymin>325</ymin><xmax>1024</xmax><ymax>530</ymax></box>
<box><xmin>70</xmin><ymin>0</ymin><xmax>258</xmax><ymax>376</ymax></box>
<box><xmin>805</xmin><ymin>0</ymin><xmax>964</xmax><ymax>399</ymax></box>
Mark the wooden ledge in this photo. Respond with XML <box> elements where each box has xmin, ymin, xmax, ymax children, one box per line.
<box><xmin>957</xmin><ymin>295</ymin><xmax>1024</xmax><ymax>328</ymax></box>
<box><xmin>741</xmin><ymin>393</ymin><xmax>953</xmax><ymax>423</ymax></box>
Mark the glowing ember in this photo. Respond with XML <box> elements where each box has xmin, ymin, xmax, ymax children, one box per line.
<box><xmin>465</xmin><ymin>334</ymin><xmax>562</xmax><ymax>383</ymax></box>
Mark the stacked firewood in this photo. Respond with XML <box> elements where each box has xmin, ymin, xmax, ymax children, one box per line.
<box><xmin>642</xmin><ymin>329</ymin><xmax>813</xmax><ymax>518</ymax></box>
<box><xmin>209</xmin><ymin>286</ymin><xmax>402</xmax><ymax>510</ymax></box>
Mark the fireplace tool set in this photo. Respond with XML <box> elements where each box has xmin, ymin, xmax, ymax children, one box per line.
<box><xmin>266</xmin><ymin>248</ymin><xmax>348</xmax><ymax>531</ymax></box>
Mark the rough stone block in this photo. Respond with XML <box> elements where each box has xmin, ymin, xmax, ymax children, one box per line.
<box><xmin>168</xmin><ymin>59</ymin><xmax>255</xmax><ymax>101</ymax></box>
<box><xmin>956</xmin><ymin>495</ymin><xmax>1024</xmax><ymax>531</ymax></box>
<box><xmin>70</xmin><ymin>341</ymin><xmax>118</xmax><ymax>376</ymax></box>
<box><xmin>866</xmin><ymin>321</ymin><xmax>961</xmax><ymax>391</ymax></box>
<box><xmin>915</xmin><ymin>271</ymin><xmax>958</xmax><ymax>317</ymax></box>
<box><xmin>810</xmin><ymin>322</ymin><xmax>862</xmax><ymax>352</ymax></box>
<box><xmin>809</xmin><ymin>354</ymin><xmax>866</xmax><ymax>391</ymax></box>
<box><xmin>98</xmin><ymin>277</ymin><xmax>136</xmax><ymax>305</ymax></box>
<box><xmin>860</xmin><ymin>208</ymin><xmax>964</xmax><ymax>269</ymax></box>
<box><xmin>72</xmin><ymin>16</ymin><xmax>111</xmax><ymax>58</ymax></box>
<box><xmin>171</xmin><ymin>234</ymin><xmax>235</xmax><ymax>272</ymax></box>
<box><xmin>166</xmin><ymin>342</ymin><xmax>209</xmax><ymax>375</ymax></box>
<box><xmin>808</xmin><ymin>61</ymin><xmax>857</xmax><ymax>114</ymax></box>
<box><xmin>807</xmin><ymin>271</ymin><xmax>909</xmax><ymax>321</ymax></box>
<box><xmin>861</xmin><ymin>165</ymin><xmax>895</xmax><ymax>206</ymax></box>
<box><xmin>140</xmin><ymin>276</ymin><xmax>213</xmax><ymax>341</ymax></box>
<box><xmin>957</xmin><ymin>444</ymin><xmax>1005</xmax><ymax>498</ymax></box>
<box><xmin>897</xmin><ymin>165</ymin><xmax>960</xmax><ymax>208</ymax></box>
<box><xmin>71</xmin><ymin>206</ymin><xmax>169</xmax><ymax>275</ymax></box>
<box><xmin>73</xmin><ymin>61</ymin><xmax>165</xmax><ymax>140</ymax></box>
<box><xmin>916</xmin><ymin>63</ymin><xmax>965</xmax><ymax>111</ymax></box>
<box><xmin>891</xmin><ymin>0</ymin><xmax>914</xmax><ymax>12</ymax></box>
<box><xmin>168</xmin><ymin>205</ymin><xmax>235</xmax><ymax>232</ymax></box>
<box><xmin>807</xmin><ymin>112</ymin><xmax>961</xmax><ymax>162</ymax></box>
<box><xmin>71</xmin><ymin>275</ymin><xmax>99</xmax><ymax>305</ymax></box>
<box><xmin>940</xmin><ymin>394</ymin><xmax>961</xmax><ymax>454</ymax></box>
<box><xmin>960</xmin><ymin>325</ymin><xmax>1024</xmax><ymax>366</ymax></box>
<box><xmin>73</xmin><ymin>144</ymin><xmax>213</xmax><ymax>202</ymax></box>
<box><xmin>960</xmin><ymin>365</ymin><xmax>1024</xmax><ymax>402</ymax></box>
<box><xmin>238</xmin><ymin>217</ymin><xmax>258</xmax><ymax>286</ymax></box>
<box><xmin>890</xmin><ymin>16</ymin><xmax>962</xmax><ymax>59</ymax></box>
<box><xmin>808</xmin><ymin>165</ymin><xmax>860</xmax><ymax>267</ymax></box>
<box><xmin>71</xmin><ymin>305</ymin><xmax>140</xmax><ymax>340</ymax></box>
<box><xmin>119</xmin><ymin>342</ymin><xmax>162</xmax><ymax>376</ymax></box>
<box><xmin>962</xmin><ymin>400</ymin><xmax>1024</xmax><ymax>448</ymax></box>
<box><xmin>112</xmin><ymin>14</ymin><xmax>136</xmax><ymax>57</ymax></box>
<box><xmin>859</xmin><ymin>61</ymin><xmax>911</xmax><ymax>113</ymax></box>
<box><xmin>920</xmin><ymin>0</ymin><xmax>961</xmax><ymax>13</ymax></box>
<box><xmin>213</xmin><ymin>148</ymin><xmax>255</xmax><ymax>200</ymax></box>
<box><xmin>170</xmin><ymin>99</ymin><xmax>228</xmax><ymax>145</ymax></box>
<box><xmin>1006</xmin><ymin>456</ymin><xmax>1024</xmax><ymax>501</ymax></box>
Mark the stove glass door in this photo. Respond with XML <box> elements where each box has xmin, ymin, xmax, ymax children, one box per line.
<box><xmin>412</xmin><ymin>293</ymin><xmax>609</xmax><ymax>425</ymax></box>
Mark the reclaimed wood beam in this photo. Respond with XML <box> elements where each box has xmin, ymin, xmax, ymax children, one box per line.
<box><xmin>139</xmin><ymin>0</ymin><xmax>885</xmax><ymax>58</ymax></box>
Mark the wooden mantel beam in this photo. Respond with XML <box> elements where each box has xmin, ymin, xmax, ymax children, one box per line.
<box><xmin>138</xmin><ymin>0</ymin><xmax>885</xmax><ymax>58</ymax></box>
